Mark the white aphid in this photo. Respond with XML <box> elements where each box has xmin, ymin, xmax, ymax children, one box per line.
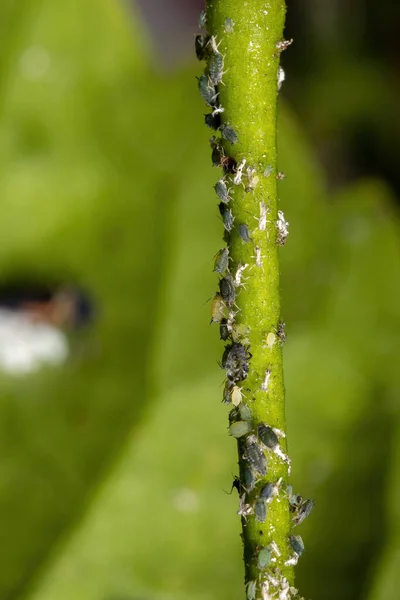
<box><xmin>237</xmin><ymin>493</ymin><xmax>254</xmax><ymax>518</ymax></box>
<box><xmin>234</xmin><ymin>263</ymin><xmax>249</xmax><ymax>287</ymax></box>
<box><xmin>259</xmin><ymin>201</ymin><xmax>268</xmax><ymax>231</ymax></box>
<box><xmin>277</xmin><ymin>66</ymin><xmax>285</xmax><ymax>90</ymax></box>
<box><xmin>270</xmin><ymin>540</ymin><xmax>281</xmax><ymax>557</ymax></box>
<box><xmin>254</xmin><ymin>245</ymin><xmax>263</xmax><ymax>268</ymax></box>
<box><xmin>261</xmin><ymin>368</ymin><xmax>271</xmax><ymax>391</ymax></box>
<box><xmin>233</xmin><ymin>158</ymin><xmax>247</xmax><ymax>185</ymax></box>
<box><xmin>276</xmin><ymin>210</ymin><xmax>289</xmax><ymax>245</ymax></box>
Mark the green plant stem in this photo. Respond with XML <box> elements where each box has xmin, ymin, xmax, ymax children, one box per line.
<box><xmin>204</xmin><ymin>1</ymin><xmax>293</xmax><ymax>597</ymax></box>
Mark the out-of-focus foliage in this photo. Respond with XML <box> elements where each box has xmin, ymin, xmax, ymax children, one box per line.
<box><xmin>0</xmin><ymin>2</ymin><xmax>399</xmax><ymax>600</ymax></box>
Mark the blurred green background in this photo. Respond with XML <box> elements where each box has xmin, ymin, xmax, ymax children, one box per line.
<box><xmin>0</xmin><ymin>1</ymin><xmax>399</xmax><ymax>599</ymax></box>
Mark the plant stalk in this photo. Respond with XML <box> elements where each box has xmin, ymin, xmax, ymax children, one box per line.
<box><xmin>199</xmin><ymin>1</ymin><xmax>300</xmax><ymax>598</ymax></box>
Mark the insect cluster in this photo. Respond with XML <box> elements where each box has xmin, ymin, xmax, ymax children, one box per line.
<box><xmin>196</xmin><ymin>11</ymin><xmax>306</xmax><ymax>598</ymax></box>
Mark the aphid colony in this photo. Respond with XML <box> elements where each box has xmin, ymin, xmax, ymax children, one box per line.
<box><xmin>196</xmin><ymin>11</ymin><xmax>307</xmax><ymax>592</ymax></box>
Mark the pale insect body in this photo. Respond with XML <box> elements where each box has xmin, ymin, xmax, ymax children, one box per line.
<box><xmin>254</xmin><ymin>245</ymin><xmax>263</xmax><ymax>268</ymax></box>
<box><xmin>224</xmin><ymin>17</ymin><xmax>235</xmax><ymax>33</ymax></box>
<box><xmin>198</xmin><ymin>9</ymin><xmax>207</xmax><ymax>29</ymax></box>
<box><xmin>276</xmin><ymin>38</ymin><xmax>293</xmax><ymax>53</ymax></box>
<box><xmin>245</xmin><ymin>166</ymin><xmax>259</xmax><ymax>191</ymax></box>
<box><xmin>260</xmin><ymin>368</ymin><xmax>271</xmax><ymax>391</ymax></box>
<box><xmin>277</xmin><ymin>66</ymin><xmax>285</xmax><ymax>90</ymax></box>
<box><xmin>208</xmin><ymin>51</ymin><xmax>225</xmax><ymax>85</ymax></box>
<box><xmin>233</xmin><ymin>158</ymin><xmax>247</xmax><ymax>185</ymax></box>
<box><xmin>257</xmin><ymin>546</ymin><xmax>271</xmax><ymax>570</ymax></box>
<box><xmin>255</xmin><ymin>498</ymin><xmax>267</xmax><ymax>523</ymax></box>
<box><xmin>210</xmin><ymin>293</ymin><xmax>227</xmax><ymax>323</ymax></box>
<box><xmin>234</xmin><ymin>263</ymin><xmax>249</xmax><ymax>287</ymax></box>
<box><xmin>238</xmin><ymin>493</ymin><xmax>253</xmax><ymax>518</ymax></box>
<box><xmin>229</xmin><ymin>420</ymin><xmax>252</xmax><ymax>438</ymax></box>
<box><xmin>246</xmin><ymin>580</ymin><xmax>257</xmax><ymax>600</ymax></box>
<box><xmin>258</xmin><ymin>201</ymin><xmax>268</xmax><ymax>231</ymax></box>
<box><xmin>231</xmin><ymin>385</ymin><xmax>243</xmax><ymax>406</ymax></box>
<box><xmin>276</xmin><ymin>210</ymin><xmax>289</xmax><ymax>246</ymax></box>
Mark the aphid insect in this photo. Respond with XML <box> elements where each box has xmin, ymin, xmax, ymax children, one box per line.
<box><xmin>195</xmin><ymin>34</ymin><xmax>210</xmax><ymax>61</ymax></box>
<box><xmin>233</xmin><ymin>158</ymin><xmax>247</xmax><ymax>185</ymax></box>
<box><xmin>276</xmin><ymin>210</ymin><xmax>289</xmax><ymax>246</ymax></box>
<box><xmin>238</xmin><ymin>493</ymin><xmax>253</xmax><ymax>518</ymax></box>
<box><xmin>259</xmin><ymin>480</ymin><xmax>280</xmax><ymax>504</ymax></box>
<box><xmin>265</xmin><ymin>331</ymin><xmax>277</xmax><ymax>348</ymax></box>
<box><xmin>210</xmin><ymin>136</ymin><xmax>224</xmax><ymax>166</ymax></box>
<box><xmin>255</xmin><ymin>498</ymin><xmax>266</xmax><ymax>523</ymax></box>
<box><xmin>219</xmin><ymin>318</ymin><xmax>230</xmax><ymax>341</ymax></box>
<box><xmin>207</xmin><ymin>51</ymin><xmax>225</xmax><ymax>85</ymax></box>
<box><xmin>289</xmin><ymin>535</ymin><xmax>304</xmax><ymax>556</ymax></box>
<box><xmin>246</xmin><ymin>580</ymin><xmax>257</xmax><ymax>600</ymax></box>
<box><xmin>210</xmin><ymin>293</ymin><xmax>227</xmax><ymax>324</ymax></box>
<box><xmin>212</xmin><ymin>105</ymin><xmax>225</xmax><ymax>116</ymax></box>
<box><xmin>224</xmin><ymin>17</ymin><xmax>235</xmax><ymax>33</ymax></box>
<box><xmin>258</xmin><ymin>423</ymin><xmax>291</xmax><ymax>465</ymax></box>
<box><xmin>243</xmin><ymin>435</ymin><xmax>267</xmax><ymax>476</ymax></box>
<box><xmin>214</xmin><ymin>178</ymin><xmax>231</xmax><ymax>203</ymax></box>
<box><xmin>258</xmin><ymin>201</ymin><xmax>268</xmax><ymax>231</ymax></box>
<box><xmin>213</xmin><ymin>247</ymin><xmax>230</xmax><ymax>273</ymax></box>
<box><xmin>260</xmin><ymin>368</ymin><xmax>271</xmax><ymax>391</ymax></box>
<box><xmin>276</xmin><ymin>171</ymin><xmax>286</xmax><ymax>180</ymax></box>
<box><xmin>205</xmin><ymin>112</ymin><xmax>221</xmax><ymax>130</ymax></box>
<box><xmin>258</xmin><ymin>423</ymin><xmax>279</xmax><ymax>448</ymax></box>
<box><xmin>242</xmin><ymin>465</ymin><xmax>256</xmax><ymax>492</ymax></box>
<box><xmin>238</xmin><ymin>222</ymin><xmax>251</xmax><ymax>243</ymax></box>
<box><xmin>277</xmin><ymin>66</ymin><xmax>285</xmax><ymax>90</ymax></box>
<box><xmin>270</xmin><ymin>540</ymin><xmax>281</xmax><ymax>557</ymax></box>
<box><xmin>277</xmin><ymin>320</ymin><xmax>286</xmax><ymax>343</ymax></box>
<box><xmin>207</xmin><ymin>35</ymin><xmax>221</xmax><ymax>54</ymax></box>
<box><xmin>234</xmin><ymin>263</ymin><xmax>249</xmax><ymax>287</ymax></box>
<box><xmin>219</xmin><ymin>203</ymin><xmax>235</xmax><ymax>232</ymax></box>
<box><xmin>220</xmin><ymin>124</ymin><xmax>239</xmax><ymax>145</ymax></box>
<box><xmin>221</xmin><ymin>155</ymin><xmax>237</xmax><ymax>174</ymax></box>
<box><xmin>231</xmin><ymin>322</ymin><xmax>251</xmax><ymax>345</ymax></box>
<box><xmin>219</xmin><ymin>274</ymin><xmax>236</xmax><ymax>307</ymax></box>
<box><xmin>263</xmin><ymin>165</ymin><xmax>273</xmax><ymax>177</ymax></box>
<box><xmin>275</xmin><ymin>38</ymin><xmax>293</xmax><ymax>53</ymax></box>
<box><xmin>222</xmin><ymin>380</ymin><xmax>233</xmax><ymax>404</ymax></box>
<box><xmin>239</xmin><ymin>403</ymin><xmax>252</xmax><ymax>422</ymax></box>
<box><xmin>254</xmin><ymin>245</ymin><xmax>263</xmax><ymax>268</ymax></box>
<box><xmin>257</xmin><ymin>546</ymin><xmax>271</xmax><ymax>570</ymax></box>
<box><xmin>231</xmin><ymin>385</ymin><xmax>242</xmax><ymax>406</ymax></box>
<box><xmin>229</xmin><ymin>420</ymin><xmax>252</xmax><ymax>438</ymax></box>
<box><xmin>245</xmin><ymin>166</ymin><xmax>259</xmax><ymax>192</ymax></box>
<box><xmin>198</xmin><ymin>73</ymin><xmax>218</xmax><ymax>107</ymax></box>
<box><xmin>222</xmin><ymin>342</ymin><xmax>250</xmax><ymax>383</ymax></box>
<box><xmin>198</xmin><ymin>9</ymin><xmax>207</xmax><ymax>29</ymax></box>
<box><xmin>293</xmin><ymin>498</ymin><xmax>314</xmax><ymax>526</ymax></box>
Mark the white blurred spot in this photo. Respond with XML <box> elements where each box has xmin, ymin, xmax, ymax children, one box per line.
<box><xmin>171</xmin><ymin>488</ymin><xmax>199</xmax><ymax>513</ymax></box>
<box><xmin>277</xmin><ymin>66</ymin><xmax>285</xmax><ymax>90</ymax></box>
<box><xmin>0</xmin><ymin>309</ymin><xmax>68</xmax><ymax>375</ymax></box>
<box><xmin>19</xmin><ymin>46</ymin><xmax>51</xmax><ymax>80</ymax></box>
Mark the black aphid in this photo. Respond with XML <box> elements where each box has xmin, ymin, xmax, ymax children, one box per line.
<box><xmin>260</xmin><ymin>482</ymin><xmax>276</xmax><ymax>503</ymax></box>
<box><xmin>198</xmin><ymin>73</ymin><xmax>218</xmax><ymax>106</ymax></box>
<box><xmin>207</xmin><ymin>51</ymin><xmax>224</xmax><ymax>85</ymax></box>
<box><xmin>213</xmin><ymin>247</ymin><xmax>229</xmax><ymax>274</ymax></box>
<box><xmin>243</xmin><ymin>435</ymin><xmax>267</xmax><ymax>476</ymax></box>
<box><xmin>290</xmin><ymin>534</ymin><xmax>304</xmax><ymax>556</ymax></box>
<box><xmin>293</xmin><ymin>498</ymin><xmax>314</xmax><ymax>526</ymax></box>
<box><xmin>220</xmin><ymin>318</ymin><xmax>230</xmax><ymax>341</ymax></box>
<box><xmin>277</xmin><ymin>320</ymin><xmax>286</xmax><ymax>343</ymax></box>
<box><xmin>220</xmin><ymin>124</ymin><xmax>239</xmax><ymax>145</ymax></box>
<box><xmin>219</xmin><ymin>275</ymin><xmax>235</xmax><ymax>307</ymax></box>
<box><xmin>205</xmin><ymin>112</ymin><xmax>221</xmax><ymax>130</ymax></box>
<box><xmin>257</xmin><ymin>423</ymin><xmax>279</xmax><ymax>449</ymax></box>
<box><xmin>255</xmin><ymin>498</ymin><xmax>266</xmax><ymax>523</ymax></box>
<box><xmin>221</xmin><ymin>155</ymin><xmax>238</xmax><ymax>174</ymax></box>
<box><xmin>238</xmin><ymin>223</ymin><xmax>251</xmax><ymax>243</ymax></box>
<box><xmin>222</xmin><ymin>342</ymin><xmax>250</xmax><ymax>382</ymax></box>
<box><xmin>242</xmin><ymin>465</ymin><xmax>256</xmax><ymax>492</ymax></box>
<box><xmin>219</xmin><ymin>203</ymin><xmax>235</xmax><ymax>232</ymax></box>
<box><xmin>214</xmin><ymin>178</ymin><xmax>231</xmax><ymax>203</ymax></box>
